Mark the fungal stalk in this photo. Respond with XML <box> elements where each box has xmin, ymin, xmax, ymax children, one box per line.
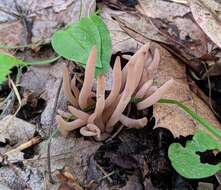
<box><xmin>56</xmin><ymin>43</ymin><xmax>174</xmax><ymax>139</ymax></box>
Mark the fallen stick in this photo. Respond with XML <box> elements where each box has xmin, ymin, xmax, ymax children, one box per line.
<box><xmin>5</xmin><ymin>136</ymin><xmax>41</xmax><ymax>156</ymax></box>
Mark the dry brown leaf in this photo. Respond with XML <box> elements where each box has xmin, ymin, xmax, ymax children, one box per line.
<box><xmin>0</xmin><ymin>132</ymin><xmax>101</xmax><ymax>190</ymax></box>
<box><xmin>56</xmin><ymin>167</ymin><xmax>84</xmax><ymax>190</ymax></box>
<box><xmin>0</xmin><ymin>21</ymin><xmax>26</xmax><ymax>46</ymax></box>
<box><xmin>101</xmin><ymin>5</ymin><xmax>221</xmax><ymax>137</ymax></box>
<box><xmin>0</xmin><ymin>184</ymin><xmax>12</xmax><ymax>190</ymax></box>
<box><xmin>169</xmin><ymin>0</ymin><xmax>188</xmax><ymax>4</ymax></box>
<box><xmin>100</xmin><ymin>2</ymin><xmax>210</xmax><ymax>76</ymax></box>
<box><xmin>0</xmin><ymin>165</ymin><xmax>44</xmax><ymax>190</ymax></box>
<box><xmin>0</xmin><ymin>2</ymin><xmax>220</xmax><ymax>190</ymax></box>
<box><xmin>103</xmin><ymin>1</ymin><xmax>221</xmax><ymax>78</ymax></box>
<box><xmin>137</xmin><ymin>0</ymin><xmax>209</xmax><ymax>59</ymax></box>
<box><xmin>0</xmin><ymin>115</ymin><xmax>36</xmax><ymax>163</ymax></box>
<box><xmin>0</xmin><ymin>0</ymin><xmax>96</xmax><ymax>45</ymax></box>
<box><xmin>153</xmin><ymin>44</ymin><xmax>221</xmax><ymax>137</ymax></box>
<box><xmin>0</xmin><ymin>115</ymin><xmax>35</xmax><ymax>145</ymax></box>
<box><xmin>20</xmin><ymin>60</ymin><xmax>66</xmax><ymax>130</ymax></box>
<box><xmin>189</xmin><ymin>0</ymin><xmax>221</xmax><ymax>48</ymax></box>
<box><xmin>100</xmin><ymin>6</ymin><xmax>140</xmax><ymax>54</ymax></box>
<box><xmin>36</xmin><ymin>134</ymin><xmax>101</xmax><ymax>190</ymax></box>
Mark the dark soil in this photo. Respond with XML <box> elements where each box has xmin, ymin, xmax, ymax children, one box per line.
<box><xmin>16</xmin><ymin>95</ymin><xmax>46</xmax><ymax>123</ymax></box>
<box><xmin>87</xmin><ymin>104</ymin><xmax>220</xmax><ymax>190</ymax></box>
<box><xmin>188</xmin><ymin>67</ymin><xmax>221</xmax><ymax>123</ymax></box>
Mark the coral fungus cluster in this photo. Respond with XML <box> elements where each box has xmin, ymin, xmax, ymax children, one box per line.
<box><xmin>56</xmin><ymin>43</ymin><xmax>173</xmax><ymax>139</ymax></box>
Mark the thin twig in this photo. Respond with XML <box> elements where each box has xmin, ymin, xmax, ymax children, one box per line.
<box><xmin>9</xmin><ymin>78</ymin><xmax>21</xmax><ymax>116</ymax></box>
<box><xmin>47</xmin><ymin>78</ymin><xmax>63</xmax><ymax>184</ymax></box>
<box><xmin>78</xmin><ymin>0</ymin><xmax>83</xmax><ymax>20</ymax></box>
<box><xmin>99</xmin><ymin>171</ymin><xmax>115</xmax><ymax>182</ymax></box>
<box><xmin>105</xmin><ymin>125</ymin><xmax>124</xmax><ymax>143</ymax></box>
<box><xmin>0</xmin><ymin>6</ymin><xmax>20</xmax><ymax>17</ymax></box>
<box><xmin>0</xmin><ymin>66</ymin><xmax>22</xmax><ymax>119</ymax></box>
<box><xmin>203</xmin><ymin>64</ymin><xmax>221</xmax><ymax>120</ymax></box>
<box><xmin>5</xmin><ymin>136</ymin><xmax>41</xmax><ymax>156</ymax></box>
<box><xmin>96</xmin><ymin>163</ymin><xmax>113</xmax><ymax>184</ymax></box>
<box><xmin>0</xmin><ymin>91</ymin><xmax>15</xmax><ymax>119</ymax></box>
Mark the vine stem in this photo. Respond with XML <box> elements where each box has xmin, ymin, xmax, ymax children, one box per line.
<box><xmin>159</xmin><ymin>98</ymin><xmax>221</xmax><ymax>141</ymax></box>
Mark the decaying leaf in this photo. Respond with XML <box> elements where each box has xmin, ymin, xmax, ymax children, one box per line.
<box><xmin>99</xmin><ymin>4</ymin><xmax>221</xmax><ymax>137</ymax></box>
<box><xmin>0</xmin><ymin>115</ymin><xmax>35</xmax><ymax>145</ymax></box>
<box><xmin>56</xmin><ymin>167</ymin><xmax>84</xmax><ymax>190</ymax></box>
<box><xmin>100</xmin><ymin>2</ymin><xmax>219</xmax><ymax>75</ymax></box>
<box><xmin>100</xmin><ymin>6</ymin><xmax>140</xmax><ymax>54</ymax></box>
<box><xmin>20</xmin><ymin>60</ymin><xmax>66</xmax><ymax>130</ymax></box>
<box><xmin>129</xmin><ymin>1</ymin><xmax>209</xmax><ymax>59</ymax></box>
<box><xmin>0</xmin><ymin>165</ymin><xmax>44</xmax><ymax>190</ymax></box>
<box><xmin>153</xmin><ymin>45</ymin><xmax>221</xmax><ymax>137</ymax></box>
<box><xmin>36</xmin><ymin>134</ymin><xmax>101</xmax><ymax>189</ymax></box>
<box><xmin>0</xmin><ymin>1</ymin><xmax>221</xmax><ymax>189</ymax></box>
<box><xmin>190</xmin><ymin>0</ymin><xmax>221</xmax><ymax>48</ymax></box>
<box><xmin>0</xmin><ymin>0</ymin><xmax>96</xmax><ymax>45</ymax></box>
<box><xmin>0</xmin><ymin>184</ymin><xmax>12</xmax><ymax>190</ymax></box>
<box><xmin>0</xmin><ymin>21</ymin><xmax>26</xmax><ymax>47</ymax></box>
<box><xmin>101</xmin><ymin>7</ymin><xmax>221</xmax><ymax>138</ymax></box>
<box><xmin>0</xmin><ymin>115</ymin><xmax>36</xmax><ymax>163</ymax></box>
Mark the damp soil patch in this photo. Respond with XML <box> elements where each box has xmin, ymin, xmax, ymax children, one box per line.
<box><xmin>188</xmin><ymin>67</ymin><xmax>221</xmax><ymax>123</ymax></box>
<box><xmin>86</xmin><ymin>105</ymin><xmax>220</xmax><ymax>190</ymax></box>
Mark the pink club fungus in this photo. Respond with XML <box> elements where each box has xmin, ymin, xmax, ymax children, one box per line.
<box><xmin>56</xmin><ymin>43</ymin><xmax>174</xmax><ymax>139</ymax></box>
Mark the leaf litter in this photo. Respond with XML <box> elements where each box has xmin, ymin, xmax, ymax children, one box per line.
<box><xmin>0</xmin><ymin>0</ymin><xmax>221</xmax><ymax>190</ymax></box>
<box><xmin>0</xmin><ymin>0</ymin><xmax>96</xmax><ymax>45</ymax></box>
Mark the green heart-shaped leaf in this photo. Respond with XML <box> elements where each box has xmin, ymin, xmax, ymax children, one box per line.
<box><xmin>160</xmin><ymin>99</ymin><xmax>221</xmax><ymax>179</ymax></box>
<box><xmin>91</xmin><ymin>14</ymin><xmax>112</xmax><ymax>76</ymax></box>
<box><xmin>51</xmin><ymin>14</ymin><xmax>112</xmax><ymax>77</ymax></box>
<box><xmin>169</xmin><ymin>130</ymin><xmax>221</xmax><ymax>179</ymax></box>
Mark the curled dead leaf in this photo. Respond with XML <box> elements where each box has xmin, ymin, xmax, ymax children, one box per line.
<box><xmin>190</xmin><ymin>0</ymin><xmax>221</xmax><ymax>48</ymax></box>
<box><xmin>56</xmin><ymin>167</ymin><xmax>84</xmax><ymax>190</ymax></box>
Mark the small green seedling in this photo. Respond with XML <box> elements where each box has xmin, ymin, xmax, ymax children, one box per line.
<box><xmin>51</xmin><ymin>13</ymin><xmax>112</xmax><ymax>77</ymax></box>
<box><xmin>159</xmin><ymin>99</ymin><xmax>221</xmax><ymax>179</ymax></box>
<box><xmin>0</xmin><ymin>54</ymin><xmax>24</xmax><ymax>84</ymax></box>
<box><xmin>0</xmin><ymin>13</ymin><xmax>111</xmax><ymax>85</ymax></box>
<box><xmin>0</xmin><ymin>54</ymin><xmax>60</xmax><ymax>85</ymax></box>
